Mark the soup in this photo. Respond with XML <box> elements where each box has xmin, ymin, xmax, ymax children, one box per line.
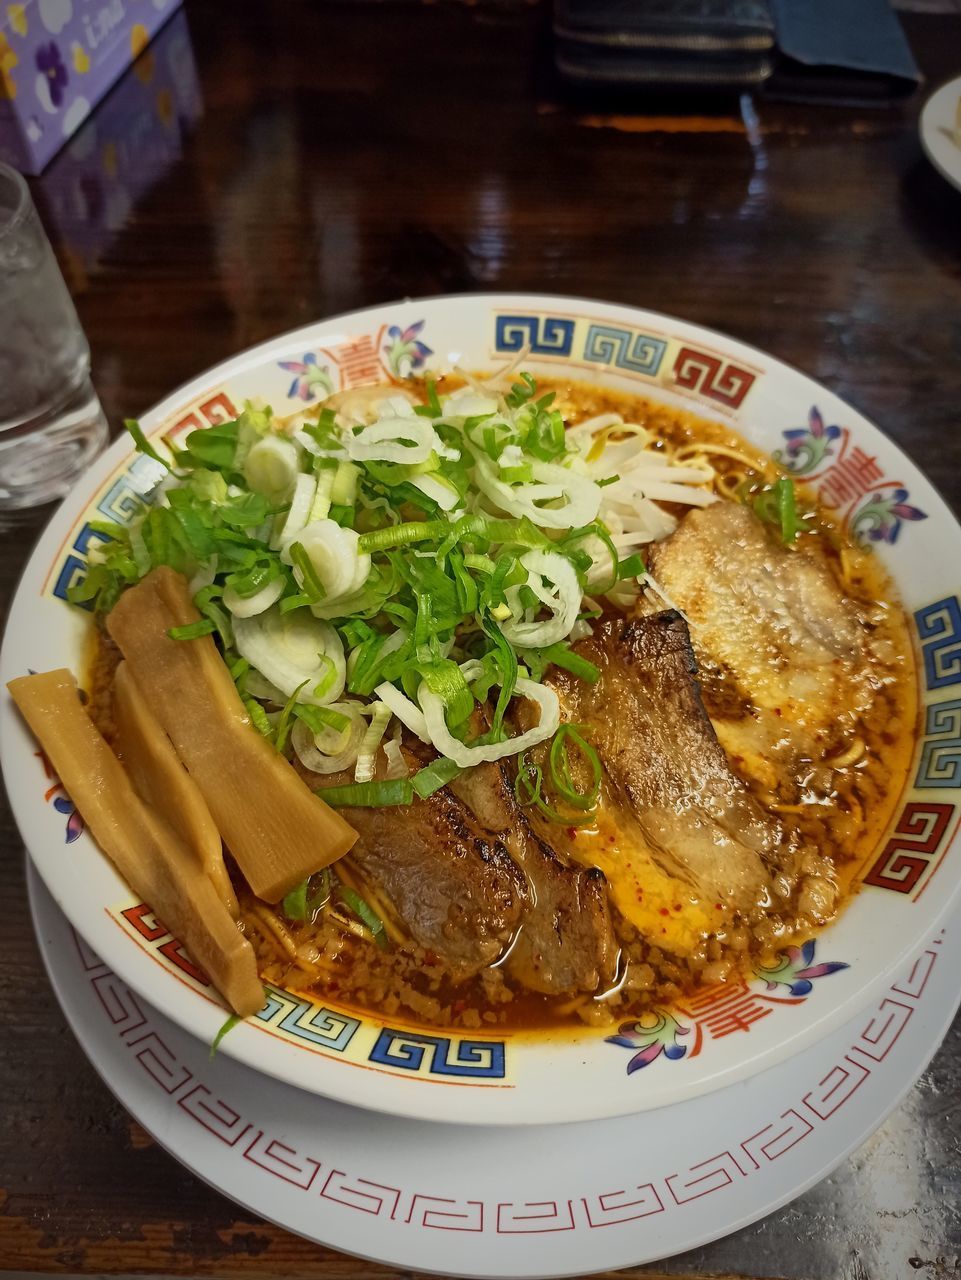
<box><xmin>73</xmin><ymin>375</ymin><xmax>916</xmax><ymax>1034</ymax></box>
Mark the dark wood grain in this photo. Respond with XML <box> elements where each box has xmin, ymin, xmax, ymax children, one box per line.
<box><xmin>2</xmin><ymin>2</ymin><xmax>961</xmax><ymax>1276</ymax></box>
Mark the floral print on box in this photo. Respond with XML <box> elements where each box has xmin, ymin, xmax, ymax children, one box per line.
<box><xmin>35</xmin><ymin>38</ymin><xmax>67</xmax><ymax>109</ymax></box>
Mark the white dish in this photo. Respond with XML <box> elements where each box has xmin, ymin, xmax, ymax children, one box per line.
<box><xmin>4</xmin><ymin>294</ymin><xmax>961</xmax><ymax>1126</ymax></box>
<box><xmin>920</xmin><ymin>76</ymin><xmax>961</xmax><ymax>193</ymax></box>
<box><xmin>28</xmin><ymin>861</ymin><xmax>961</xmax><ymax>1278</ymax></box>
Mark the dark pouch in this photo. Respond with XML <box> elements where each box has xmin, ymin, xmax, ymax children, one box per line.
<box><xmin>553</xmin><ymin>0</ymin><xmax>777</xmax><ymax>93</ymax></box>
<box><xmin>763</xmin><ymin>0</ymin><xmax>921</xmax><ymax>106</ymax></box>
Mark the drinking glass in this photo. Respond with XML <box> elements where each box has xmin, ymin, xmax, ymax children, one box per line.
<box><xmin>0</xmin><ymin>161</ymin><xmax>108</xmax><ymax>512</ymax></box>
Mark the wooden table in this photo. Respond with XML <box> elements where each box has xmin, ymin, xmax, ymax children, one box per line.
<box><xmin>3</xmin><ymin>2</ymin><xmax>961</xmax><ymax>1276</ymax></box>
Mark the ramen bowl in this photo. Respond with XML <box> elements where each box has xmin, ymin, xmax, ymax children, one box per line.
<box><xmin>3</xmin><ymin>294</ymin><xmax>960</xmax><ymax>1126</ymax></box>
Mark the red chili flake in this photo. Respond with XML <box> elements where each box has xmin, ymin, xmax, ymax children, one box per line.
<box><xmin>567</xmin><ymin>827</ymin><xmax>578</xmax><ymax>840</ymax></box>
<box><xmin>715</xmin><ymin>903</ymin><xmax>723</xmax><ymax>910</ymax></box>
<box><xmin>774</xmin><ymin>707</ymin><xmax>783</xmax><ymax>717</ymax></box>
<box><xmin>452</xmin><ymin>999</ymin><xmax>466</xmax><ymax>1015</ymax></box>
<box><xmin>659</xmin><ymin>907</ymin><xmax>670</xmax><ymax>917</ymax></box>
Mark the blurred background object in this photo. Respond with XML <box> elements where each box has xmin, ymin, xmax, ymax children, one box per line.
<box><xmin>31</xmin><ymin>5</ymin><xmax>201</xmax><ymax>291</ymax></box>
<box><xmin>0</xmin><ymin>0</ymin><xmax>183</xmax><ymax>174</ymax></box>
<box><xmin>0</xmin><ymin>159</ymin><xmax>106</xmax><ymax>510</ymax></box>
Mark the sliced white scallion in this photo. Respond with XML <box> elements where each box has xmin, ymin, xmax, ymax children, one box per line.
<box><xmin>501</xmin><ymin>550</ymin><xmax>581</xmax><ymax>648</ymax></box>
<box><xmin>474</xmin><ymin>456</ymin><xmax>602</xmax><ymax>529</ymax></box>
<box><xmin>409</xmin><ymin>473</ymin><xmax>461</xmax><ymax>511</ymax></box>
<box><xmin>383</xmin><ymin>731</ymin><xmax>409</xmax><ymax>779</ymax></box>
<box><xmin>243</xmin><ymin>434</ymin><xmax>300</xmax><ymax>504</ymax></box>
<box><xmin>419</xmin><ymin>675</ymin><xmax>560</xmax><ymax>768</ymax></box>
<box><xmin>345</xmin><ymin>414</ymin><xmax>437</xmax><ymax>466</ymax></box>
<box><xmin>373</xmin><ymin>679</ymin><xmax>431</xmax><ymax>744</ymax></box>
<box><xmin>275</xmin><ymin>472</ymin><xmax>317</xmax><ymax>549</ymax></box>
<box><xmin>286</xmin><ymin>519</ymin><xmax>371</xmax><ymax>603</ymax></box>
<box><xmin>291</xmin><ymin>701</ymin><xmax>367</xmax><ymax>774</ymax></box>
<box><xmin>354</xmin><ymin>701</ymin><xmax>392</xmax><ymax>783</ymax></box>
<box><xmin>233</xmin><ymin>607</ymin><xmax>346</xmax><ymax>704</ymax></box>
<box><xmin>223</xmin><ymin>576</ymin><xmax>285</xmax><ymax>619</ymax></box>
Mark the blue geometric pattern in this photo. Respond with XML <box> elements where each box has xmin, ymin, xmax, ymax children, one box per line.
<box><xmin>53</xmin><ymin>554</ymin><xmax>93</xmax><ymax>606</ymax></box>
<box><xmin>369</xmin><ymin>1029</ymin><xmax>506</xmax><ymax>1078</ymax></box>
<box><xmin>52</xmin><ymin>453</ymin><xmax>168</xmax><ymax>604</ymax></box>
<box><xmin>583</xmin><ymin>324</ymin><xmax>667</xmax><ymax>377</ymax></box>
<box><xmin>915</xmin><ymin>597</ymin><xmax>961</xmax><ymax>690</ymax></box>
<box><xmin>96</xmin><ymin>453</ymin><xmax>167</xmax><ymax>524</ymax></box>
<box><xmin>916</xmin><ymin>699</ymin><xmax>961</xmax><ymax>789</ymax></box>
<box><xmin>256</xmin><ymin>987</ymin><xmax>360</xmax><ymax>1052</ymax></box>
<box><xmin>494</xmin><ymin>314</ymin><xmax>575</xmax><ymax>357</ymax></box>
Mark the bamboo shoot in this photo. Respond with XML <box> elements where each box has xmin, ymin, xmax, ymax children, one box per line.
<box><xmin>107</xmin><ymin>567</ymin><xmax>357</xmax><ymax>901</ymax></box>
<box><xmin>8</xmin><ymin>669</ymin><xmax>264</xmax><ymax>1017</ymax></box>
<box><xmin>113</xmin><ymin>660</ymin><xmax>239</xmax><ymax>918</ymax></box>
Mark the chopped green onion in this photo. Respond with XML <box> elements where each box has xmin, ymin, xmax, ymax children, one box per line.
<box><xmin>358</xmin><ymin>520</ymin><xmax>447</xmax><ymax>554</ymax></box>
<box><xmin>617</xmin><ymin>553</ymin><xmax>646</xmax><ymax>580</ymax></box>
<box><xmin>513</xmin><ymin>752</ymin><xmax>594</xmax><ymax>827</ymax></box>
<box><xmin>318</xmin><ymin>779</ymin><xmax>415</xmax><ymax>807</ymax></box>
<box><xmin>124</xmin><ymin>418</ymin><xmax>170</xmax><ymax>469</ymax></box>
<box><xmin>167</xmin><ymin>619</ymin><xmax>217</xmax><ymax>641</ymax></box>
<box><xmin>548</xmin><ymin>723</ymin><xmax>601</xmax><ymax>811</ymax></box>
<box><xmin>282</xmin><ymin>880</ymin><xmax>309</xmax><ymax>921</ymax></box>
<box><xmin>775</xmin><ymin>476</ymin><xmax>812</xmax><ymax>544</ymax></box>
<box><xmin>539</xmin><ymin>643</ymin><xmax>600</xmax><ymax>684</ymax></box>
<box><xmin>243</xmin><ymin>696</ymin><xmax>273</xmax><ymax>738</ymax></box>
<box><xmin>288</xmin><ymin>541</ymin><xmax>327</xmax><ymax>602</ymax></box>
<box><xmin>274</xmin><ymin>680</ymin><xmax>309</xmax><ymax>754</ymax></box>
<box><xmin>412</xmin><ymin>756</ymin><xmax>463</xmax><ymax>798</ymax></box>
<box><xmin>293</xmin><ymin>703</ymin><xmax>350</xmax><ymax>735</ymax></box>
<box><xmin>339</xmin><ymin>886</ymin><xmax>388</xmax><ymax>948</ymax></box>
<box><xmin>210</xmin><ymin>1012</ymin><xmax>244</xmax><ymax>1059</ymax></box>
<box><xmin>414</xmin><ymin>379</ymin><xmax>443</xmax><ymax>418</ymax></box>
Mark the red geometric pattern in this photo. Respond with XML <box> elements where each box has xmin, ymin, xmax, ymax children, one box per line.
<box><xmin>740</xmin><ymin>1110</ymin><xmax>814</xmax><ymax>1168</ymax></box>
<box><xmin>496</xmin><ymin>1201</ymin><xmax>576</xmax><ymax>1233</ymax></box>
<box><xmin>677</xmin><ymin>977</ymin><xmax>778</xmax><ymax>1040</ymax></box>
<box><xmin>863</xmin><ymin>802</ymin><xmax>955</xmax><ymax>895</ymax></box>
<box><xmin>666</xmin><ymin>1151</ymin><xmax>746</xmax><ymax>1204</ymax></box>
<box><xmin>243</xmin><ymin>1135</ymin><xmax>322</xmax><ymax>1190</ymax></box>
<box><xmin>672</xmin><ymin>346</ymin><xmax>756</xmax><ymax>409</ymax></box>
<box><xmin>891</xmin><ymin>946</ymin><xmax>939</xmax><ymax>1000</ymax></box>
<box><xmin>851</xmin><ymin>998</ymin><xmax>914</xmax><ymax>1063</ymax></box>
<box><xmin>73</xmin><ymin>924</ymin><xmax>944</xmax><ymax>1235</ymax></box>
<box><xmin>320</xmin><ymin>1171</ymin><xmax>401</xmax><ymax>1217</ymax></box>
<box><xmin>817</xmin><ymin>444</ymin><xmax>884</xmax><ymax>510</ymax></box>
<box><xmin>327</xmin><ymin>335</ymin><xmax>381</xmax><ymax>389</ymax></box>
<box><xmin>801</xmin><ymin>1057</ymin><xmax>870</xmax><ymax>1120</ymax></box>
<box><xmin>581</xmin><ymin>1186</ymin><xmax>664</xmax><ymax>1227</ymax></box>
<box><xmin>117</xmin><ymin>903</ymin><xmax>212</xmax><ymax>986</ymax></box>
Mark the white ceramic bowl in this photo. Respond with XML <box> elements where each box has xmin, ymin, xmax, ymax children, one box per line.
<box><xmin>3</xmin><ymin>294</ymin><xmax>960</xmax><ymax>1126</ymax></box>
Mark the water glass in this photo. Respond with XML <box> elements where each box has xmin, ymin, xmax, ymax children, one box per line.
<box><xmin>0</xmin><ymin>161</ymin><xmax>108</xmax><ymax>512</ymax></box>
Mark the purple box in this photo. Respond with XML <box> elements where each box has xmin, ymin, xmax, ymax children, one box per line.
<box><xmin>0</xmin><ymin>0</ymin><xmax>184</xmax><ymax>174</ymax></box>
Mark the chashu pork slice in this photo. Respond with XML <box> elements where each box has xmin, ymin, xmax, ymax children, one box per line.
<box><xmin>546</xmin><ymin>611</ymin><xmax>793</xmax><ymax>954</ymax></box>
<box><xmin>647</xmin><ymin>501</ymin><xmax>873</xmax><ymax>788</ymax></box>
<box><xmin>451</xmin><ymin>763</ymin><xmax>618</xmax><ymax>996</ymax></box>
<box><xmin>313</xmin><ymin>769</ymin><xmax>528</xmax><ymax>982</ymax></box>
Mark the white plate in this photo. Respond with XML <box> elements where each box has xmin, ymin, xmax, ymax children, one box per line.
<box><xmin>28</xmin><ymin>861</ymin><xmax>961</xmax><ymax>1278</ymax></box>
<box><xmin>920</xmin><ymin>76</ymin><xmax>961</xmax><ymax>193</ymax></box>
<box><xmin>4</xmin><ymin>294</ymin><xmax>961</xmax><ymax>1127</ymax></box>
